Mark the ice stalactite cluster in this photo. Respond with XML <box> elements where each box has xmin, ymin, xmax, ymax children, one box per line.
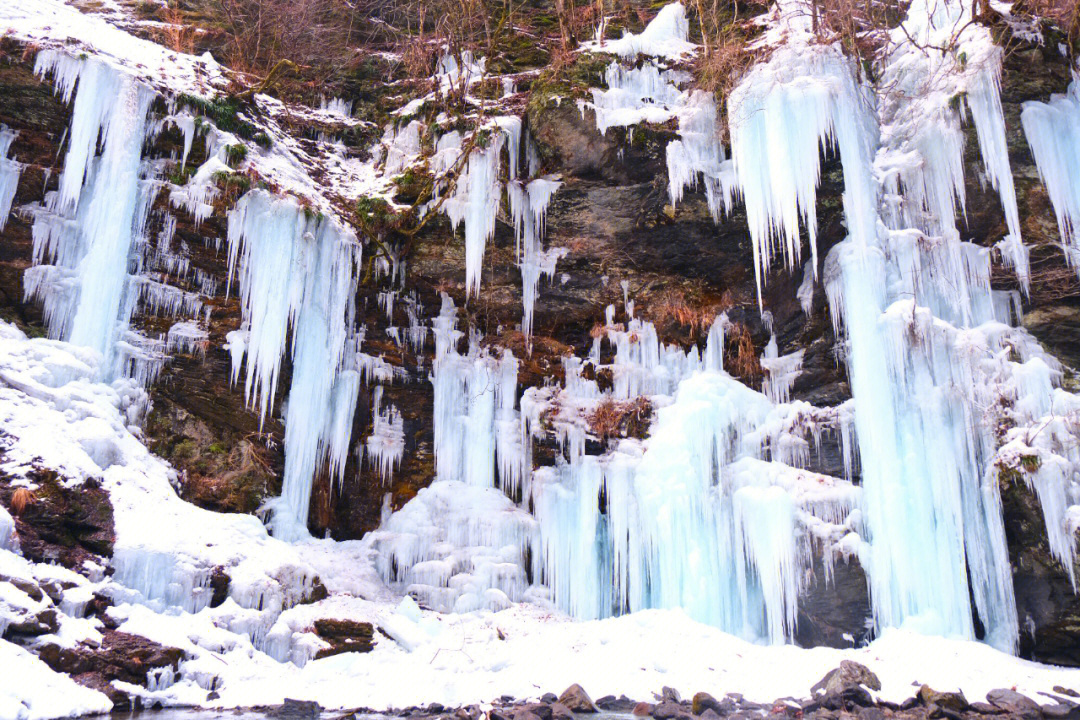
<box><xmin>371</xmin><ymin>295</ymin><xmax>538</xmax><ymax>612</ymax></box>
<box><xmin>24</xmin><ymin>51</ymin><xmax>158</xmax><ymax>370</ymax></box>
<box><xmin>508</xmin><ymin>177</ymin><xmax>563</xmax><ymax>340</ymax></box>
<box><xmin>0</xmin><ymin>124</ymin><xmax>22</xmax><ymax>231</ymax></box>
<box><xmin>366</xmin><ymin>385</ymin><xmax>405</xmax><ymax>483</ymax></box>
<box><xmin>378</xmin><ymin>107</ymin><xmax>561</xmax><ymax>333</ymax></box>
<box><xmin>1021</xmin><ymin>74</ymin><xmax>1080</xmax><ymax>269</ymax></box>
<box><xmin>581</xmin><ymin>9</ymin><xmax>734</xmax><ymax>226</ymax></box>
<box><xmin>225</xmin><ymin>190</ymin><xmax>363</xmax><ymax>539</ymax></box>
<box><xmin>377</xmin><ymin>297</ymin><xmax>860</xmax><ymax>641</ymax></box>
<box><xmin>522</xmin><ymin>314</ymin><xmax>858</xmax><ymax>642</ymax></box>
<box><xmin>713</xmin><ymin>0</ymin><xmax>1074</xmax><ymax>652</ymax></box>
<box><xmin>875</xmin><ymin>0</ymin><xmax>1025</xmax><ymax>289</ymax></box>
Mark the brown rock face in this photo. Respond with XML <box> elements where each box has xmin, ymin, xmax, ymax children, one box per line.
<box><xmin>312</xmin><ymin>617</ymin><xmax>376</xmax><ymax>658</ymax></box>
<box><xmin>37</xmin><ymin>629</ymin><xmax>185</xmax><ymax>710</ymax></box>
<box><xmin>0</xmin><ymin>471</ymin><xmax>114</xmax><ymax>569</ymax></box>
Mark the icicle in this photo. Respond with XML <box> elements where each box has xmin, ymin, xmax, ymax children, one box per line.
<box><xmin>27</xmin><ymin>51</ymin><xmax>157</xmax><ymax>370</ymax></box>
<box><xmin>367</xmin><ymin>385</ymin><xmax>405</xmax><ymax>484</ymax></box>
<box><xmin>508</xmin><ymin>177</ymin><xmax>562</xmax><ymax>339</ymax></box>
<box><xmin>0</xmin><ymin>125</ymin><xmax>23</xmax><ymax>231</ymax></box>
<box><xmin>442</xmin><ymin>134</ymin><xmax>505</xmax><ymax>298</ymax></box>
<box><xmin>226</xmin><ymin>190</ymin><xmax>361</xmax><ymax>539</ymax></box>
<box><xmin>1021</xmin><ymin>76</ymin><xmax>1080</xmax><ymax>275</ymax></box>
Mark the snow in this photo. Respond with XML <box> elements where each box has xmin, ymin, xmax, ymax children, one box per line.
<box><xmin>0</xmin><ymin>640</ymin><xmax>112</xmax><ymax>720</ymax></box>
<box><xmin>1</xmin><ymin>0</ymin><xmax>226</xmax><ymax>98</ymax></box>
<box><xmin>583</xmin><ymin>2</ymin><xmax>697</xmax><ymax>61</ymax></box>
<box><xmin>71</xmin><ymin>604</ymin><xmax>1080</xmax><ymax>712</ymax></box>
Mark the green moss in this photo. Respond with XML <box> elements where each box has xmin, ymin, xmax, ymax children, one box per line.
<box><xmin>208</xmin><ymin>442</ymin><xmax>227</xmax><ymax>455</ymax></box>
<box><xmin>393</xmin><ymin>165</ymin><xmax>433</xmax><ymax>204</ymax></box>
<box><xmin>1020</xmin><ymin>454</ymin><xmax>1042</xmax><ymax>472</ymax></box>
<box><xmin>224</xmin><ymin>143</ymin><xmax>248</xmax><ymax>167</ymax></box>
<box><xmin>178</xmin><ymin>94</ymin><xmax>258</xmax><ymax>140</ymax></box>
<box><xmin>252</xmin><ymin>131</ymin><xmax>272</xmax><ymax>150</ymax></box>
<box><xmin>173</xmin><ymin>439</ymin><xmax>197</xmax><ymax>461</ymax></box>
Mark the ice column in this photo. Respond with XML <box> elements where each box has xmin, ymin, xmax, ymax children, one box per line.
<box><xmin>508</xmin><ymin>177</ymin><xmax>562</xmax><ymax>339</ymax></box>
<box><xmin>26</xmin><ymin>52</ymin><xmax>156</xmax><ymax>365</ymax></box>
<box><xmin>0</xmin><ymin>125</ymin><xmax>22</xmax><ymax>231</ymax></box>
<box><xmin>1021</xmin><ymin>76</ymin><xmax>1080</xmax><ymax>269</ymax></box>
<box><xmin>226</xmin><ymin>190</ymin><xmax>361</xmax><ymax>539</ymax></box>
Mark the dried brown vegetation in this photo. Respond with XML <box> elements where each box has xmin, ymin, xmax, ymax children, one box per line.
<box><xmin>587</xmin><ymin>396</ymin><xmax>654</xmax><ymax>440</ymax></box>
<box><xmin>11</xmin><ymin>487</ymin><xmax>36</xmax><ymax>515</ymax></box>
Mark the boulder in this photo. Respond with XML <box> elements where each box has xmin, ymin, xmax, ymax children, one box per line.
<box><xmin>811</xmin><ymin>660</ymin><xmax>882</xmax><ymax>695</ymax></box>
<box><xmin>266</xmin><ymin>699</ymin><xmax>321</xmax><ymax>720</ymax></box>
<box><xmin>651</xmin><ymin>701</ymin><xmax>690</xmax><ymax>720</ymax></box>
<box><xmin>632</xmin><ymin>702</ymin><xmax>654</xmax><ymax>716</ymax></box>
<box><xmin>558</xmin><ymin>684</ymin><xmax>598</xmax><ymax>713</ymax></box>
<box><xmin>918</xmin><ymin>685</ymin><xmax>968</xmax><ymax>713</ymax></box>
<box><xmin>692</xmin><ymin>692</ymin><xmax>723</xmax><ymax>715</ymax></box>
<box><xmin>661</xmin><ymin>687</ymin><xmax>682</xmax><ymax>703</ymax></box>
<box><xmin>986</xmin><ymin>689</ymin><xmax>1042</xmax><ymax>719</ymax></box>
<box><xmin>550</xmin><ymin>703</ymin><xmax>573</xmax><ymax>720</ymax></box>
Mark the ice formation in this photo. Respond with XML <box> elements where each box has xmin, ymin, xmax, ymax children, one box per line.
<box><xmin>1021</xmin><ymin>75</ymin><xmax>1080</xmax><ymax>268</ymax></box>
<box><xmin>225</xmin><ymin>190</ymin><xmax>362</xmax><ymax>539</ymax></box>
<box><xmin>0</xmin><ymin>125</ymin><xmax>22</xmax><ymax>231</ymax></box>
<box><xmin>508</xmin><ymin>177</ymin><xmax>562</xmax><ymax>339</ymax></box>
<box><xmin>366</xmin><ymin>386</ymin><xmax>405</xmax><ymax>483</ymax></box>
<box><xmin>714</xmin><ymin>0</ymin><xmax>1067</xmax><ymax>651</ymax></box>
<box><xmin>584</xmin><ymin>2</ymin><xmax>696</xmax><ymax>61</ymax></box>
<box><xmin>25</xmin><ymin>51</ymin><xmax>157</xmax><ymax>366</ymax></box>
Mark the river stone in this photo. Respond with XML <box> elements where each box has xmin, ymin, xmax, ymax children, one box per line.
<box><xmin>919</xmin><ymin>685</ymin><xmax>968</xmax><ymax>712</ymax></box>
<box><xmin>651</xmin><ymin>701</ymin><xmax>690</xmax><ymax>720</ymax></box>
<box><xmin>986</xmin><ymin>689</ymin><xmax>1041</xmax><ymax>718</ymax></box>
<box><xmin>632</xmin><ymin>702</ymin><xmax>654</xmax><ymax>716</ymax></box>
<box><xmin>558</xmin><ymin>684</ymin><xmax>598</xmax><ymax>713</ymax></box>
<box><xmin>266</xmin><ymin>699</ymin><xmax>321</xmax><ymax>720</ymax></box>
<box><xmin>547</xmin><ymin>704</ymin><xmax>571</xmax><ymax>720</ymax></box>
<box><xmin>811</xmin><ymin>660</ymin><xmax>882</xmax><ymax>695</ymax></box>
<box><xmin>661</xmin><ymin>687</ymin><xmax>682</xmax><ymax>703</ymax></box>
<box><xmin>692</xmin><ymin>692</ymin><xmax>723</xmax><ymax>715</ymax></box>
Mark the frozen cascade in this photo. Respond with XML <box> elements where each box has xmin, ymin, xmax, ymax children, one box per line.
<box><xmin>429</xmin><ymin>294</ymin><xmax>523</xmax><ymax>489</ymax></box>
<box><xmin>875</xmin><ymin>0</ymin><xmax>1025</xmax><ymax>289</ymax></box>
<box><xmin>1021</xmin><ymin>74</ymin><xmax>1080</xmax><ymax>269</ymax></box>
<box><xmin>25</xmin><ymin>51</ymin><xmax>158</xmax><ymax>368</ymax></box>
<box><xmin>371</xmin><ymin>294</ymin><xmax>536</xmax><ymax>612</ymax></box>
<box><xmin>725</xmin><ymin>0</ymin><xmax>1044</xmax><ymax>651</ymax></box>
<box><xmin>225</xmin><ymin>190</ymin><xmax>362</xmax><ymax>539</ymax></box>
<box><xmin>0</xmin><ymin>124</ymin><xmax>22</xmax><ymax>231</ymax></box>
<box><xmin>526</xmin><ymin>315</ymin><xmax>860</xmax><ymax>642</ymax></box>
